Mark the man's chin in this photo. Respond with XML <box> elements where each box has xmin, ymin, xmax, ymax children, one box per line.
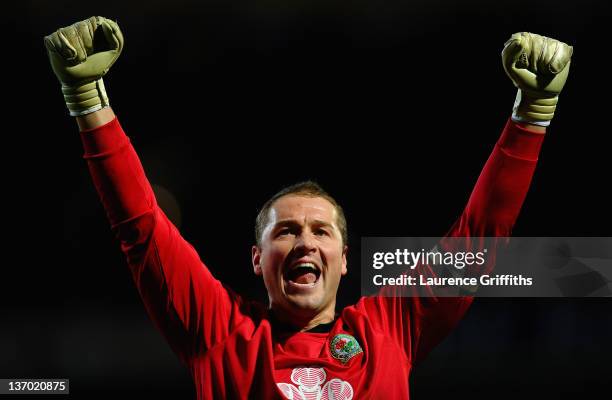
<box><xmin>285</xmin><ymin>292</ymin><xmax>324</xmax><ymax>311</ymax></box>
<box><xmin>279</xmin><ymin>277</ymin><xmax>330</xmax><ymax>313</ymax></box>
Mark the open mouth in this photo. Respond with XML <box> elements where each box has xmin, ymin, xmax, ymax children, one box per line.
<box><xmin>284</xmin><ymin>262</ymin><xmax>322</xmax><ymax>287</ymax></box>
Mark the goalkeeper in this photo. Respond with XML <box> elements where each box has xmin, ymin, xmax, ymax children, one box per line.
<box><xmin>46</xmin><ymin>17</ymin><xmax>572</xmax><ymax>399</ymax></box>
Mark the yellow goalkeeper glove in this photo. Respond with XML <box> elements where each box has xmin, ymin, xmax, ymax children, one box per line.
<box><xmin>44</xmin><ymin>16</ymin><xmax>123</xmax><ymax>116</ymax></box>
<box><xmin>502</xmin><ymin>32</ymin><xmax>573</xmax><ymax>127</ymax></box>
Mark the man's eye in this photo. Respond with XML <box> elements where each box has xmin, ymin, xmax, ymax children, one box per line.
<box><xmin>315</xmin><ymin>229</ymin><xmax>329</xmax><ymax>236</ymax></box>
<box><xmin>277</xmin><ymin>229</ymin><xmax>292</xmax><ymax>236</ymax></box>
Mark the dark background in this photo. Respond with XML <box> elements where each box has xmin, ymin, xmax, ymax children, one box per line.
<box><xmin>3</xmin><ymin>0</ymin><xmax>611</xmax><ymax>399</ymax></box>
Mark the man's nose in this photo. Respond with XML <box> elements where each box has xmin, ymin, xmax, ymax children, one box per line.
<box><xmin>294</xmin><ymin>232</ymin><xmax>317</xmax><ymax>253</ymax></box>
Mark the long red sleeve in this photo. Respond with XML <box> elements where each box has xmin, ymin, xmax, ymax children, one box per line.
<box><xmin>365</xmin><ymin>118</ymin><xmax>545</xmax><ymax>366</ymax></box>
<box><xmin>80</xmin><ymin>117</ymin><xmax>250</xmax><ymax>369</ymax></box>
<box><xmin>447</xmin><ymin>118</ymin><xmax>544</xmax><ymax>237</ymax></box>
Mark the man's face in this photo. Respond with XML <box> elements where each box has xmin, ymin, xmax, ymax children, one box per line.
<box><xmin>252</xmin><ymin>195</ymin><xmax>348</xmax><ymax>322</ymax></box>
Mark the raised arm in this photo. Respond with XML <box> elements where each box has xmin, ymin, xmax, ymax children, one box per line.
<box><xmin>46</xmin><ymin>17</ymin><xmax>246</xmax><ymax>367</ymax></box>
<box><xmin>364</xmin><ymin>32</ymin><xmax>573</xmax><ymax>365</ymax></box>
<box><xmin>447</xmin><ymin>32</ymin><xmax>572</xmax><ymax>238</ymax></box>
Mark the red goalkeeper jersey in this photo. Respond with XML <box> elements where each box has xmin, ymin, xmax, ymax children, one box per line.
<box><xmin>79</xmin><ymin>117</ymin><xmax>544</xmax><ymax>399</ymax></box>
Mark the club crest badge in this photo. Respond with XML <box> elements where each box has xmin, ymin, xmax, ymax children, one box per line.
<box><xmin>330</xmin><ymin>334</ymin><xmax>363</xmax><ymax>364</ymax></box>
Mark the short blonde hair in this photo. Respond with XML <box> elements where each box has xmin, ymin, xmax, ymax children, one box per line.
<box><xmin>255</xmin><ymin>181</ymin><xmax>347</xmax><ymax>247</ymax></box>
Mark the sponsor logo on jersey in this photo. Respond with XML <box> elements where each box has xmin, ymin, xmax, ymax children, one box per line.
<box><xmin>277</xmin><ymin>367</ymin><xmax>353</xmax><ymax>400</ymax></box>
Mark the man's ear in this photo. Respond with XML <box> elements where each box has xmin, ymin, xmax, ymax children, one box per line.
<box><xmin>341</xmin><ymin>245</ymin><xmax>348</xmax><ymax>276</ymax></box>
<box><xmin>252</xmin><ymin>245</ymin><xmax>263</xmax><ymax>276</ymax></box>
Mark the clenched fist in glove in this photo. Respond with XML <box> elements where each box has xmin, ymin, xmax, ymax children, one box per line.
<box><xmin>502</xmin><ymin>32</ymin><xmax>573</xmax><ymax>127</ymax></box>
<box><xmin>45</xmin><ymin>16</ymin><xmax>123</xmax><ymax>116</ymax></box>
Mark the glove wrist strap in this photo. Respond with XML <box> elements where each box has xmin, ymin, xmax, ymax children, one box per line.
<box><xmin>62</xmin><ymin>78</ymin><xmax>110</xmax><ymax>117</ymax></box>
<box><xmin>511</xmin><ymin>89</ymin><xmax>558</xmax><ymax>127</ymax></box>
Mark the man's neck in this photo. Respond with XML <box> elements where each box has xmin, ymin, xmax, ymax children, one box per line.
<box><xmin>269</xmin><ymin>308</ymin><xmax>337</xmax><ymax>332</ymax></box>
